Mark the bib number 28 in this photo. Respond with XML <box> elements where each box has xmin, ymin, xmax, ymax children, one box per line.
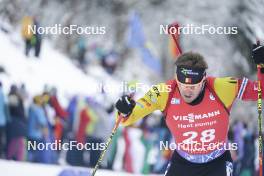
<box><xmin>182</xmin><ymin>129</ymin><xmax>215</xmax><ymax>144</ymax></box>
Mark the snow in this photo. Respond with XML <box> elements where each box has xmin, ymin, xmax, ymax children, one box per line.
<box><xmin>0</xmin><ymin>159</ymin><xmax>157</xmax><ymax>176</ymax></box>
<box><xmin>0</xmin><ymin>30</ymin><xmax>122</xmax><ymax>105</ymax></box>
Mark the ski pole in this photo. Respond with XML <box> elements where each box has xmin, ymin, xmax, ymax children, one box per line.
<box><xmin>91</xmin><ymin>115</ymin><xmax>123</xmax><ymax>176</ymax></box>
<box><xmin>257</xmin><ymin>63</ymin><xmax>263</xmax><ymax>176</ymax></box>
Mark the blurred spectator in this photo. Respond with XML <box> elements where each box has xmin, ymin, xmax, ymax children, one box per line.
<box><xmin>240</xmin><ymin>124</ymin><xmax>255</xmax><ymax>176</ymax></box>
<box><xmin>48</xmin><ymin>88</ymin><xmax>68</xmax><ymax>143</ymax></box>
<box><xmin>42</xmin><ymin>92</ymin><xmax>60</xmax><ymax>164</ymax></box>
<box><xmin>7</xmin><ymin>85</ymin><xmax>26</xmax><ymax>118</ymax></box>
<box><xmin>33</xmin><ymin>16</ymin><xmax>42</xmax><ymax>57</ymax></box>
<box><xmin>85</xmin><ymin>96</ymin><xmax>114</xmax><ymax>168</ymax></box>
<box><xmin>49</xmin><ymin>87</ymin><xmax>68</xmax><ymax>120</ymax></box>
<box><xmin>66</xmin><ymin>97</ymin><xmax>99</xmax><ymax>167</ymax></box>
<box><xmin>21</xmin><ymin>16</ymin><xmax>42</xmax><ymax>57</ymax></box>
<box><xmin>19</xmin><ymin>83</ymin><xmax>30</xmax><ymax>116</ymax></box>
<box><xmin>6</xmin><ymin>84</ymin><xmax>27</xmax><ymax>161</ymax></box>
<box><xmin>110</xmin><ymin>128</ymin><xmax>124</xmax><ymax>171</ymax></box>
<box><xmin>76</xmin><ymin>37</ymin><xmax>87</xmax><ymax>72</ymax></box>
<box><xmin>66</xmin><ymin>97</ymin><xmax>87</xmax><ymax>166</ymax></box>
<box><xmin>101</xmin><ymin>50</ymin><xmax>119</xmax><ymax>74</ymax></box>
<box><xmin>151</xmin><ymin>117</ymin><xmax>172</xmax><ymax>174</ymax></box>
<box><xmin>0</xmin><ymin>81</ymin><xmax>8</xmax><ymax>158</ymax></box>
<box><xmin>19</xmin><ymin>84</ymin><xmax>29</xmax><ymax>101</ymax></box>
<box><xmin>21</xmin><ymin>16</ymin><xmax>34</xmax><ymax>57</ymax></box>
<box><xmin>233</xmin><ymin>120</ymin><xmax>246</xmax><ymax>175</ymax></box>
<box><xmin>27</xmin><ymin>95</ymin><xmax>49</xmax><ymax>163</ymax></box>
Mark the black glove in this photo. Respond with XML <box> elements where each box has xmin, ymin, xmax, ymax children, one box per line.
<box><xmin>115</xmin><ymin>95</ymin><xmax>136</xmax><ymax>117</ymax></box>
<box><xmin>252</xmin><ymin>43</ymin><xmax>264</xmax><ymax>64</ymax></box>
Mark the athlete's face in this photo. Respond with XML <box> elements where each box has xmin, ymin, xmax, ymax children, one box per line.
<box><xmin>176</xmin><ymin>77</ymin><xmax>205</xmax><ymax>103</ymax></box>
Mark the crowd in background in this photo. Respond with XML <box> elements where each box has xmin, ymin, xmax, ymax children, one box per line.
<box><xmin>0</xmin><ymin>80</ymin><xmax>263</xmax><ymax>176</ymax></box>
<box><xmin>70</xmin><ymin>36</ymin><xmax>119</xmax><ymax>75</ymax></box>
<box><xmin>20</xmin><ymin>16</ymin><xmax>119</xmax><ymax>75</ymax></box>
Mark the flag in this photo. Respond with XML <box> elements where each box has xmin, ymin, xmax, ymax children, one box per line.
<box><xmin>127</xmin><ymin>12</ymin><xmax>161</xmax><ymax>75</ymax></box>
<box><xmin>140</xmin><ymin>44</ymin><xmax>161</xmax><ymax>74</ymax></box>
<box><xmin>127</xmin><ymin>12</ymin><xmax>145</xmax><ymax>48</ymax></box>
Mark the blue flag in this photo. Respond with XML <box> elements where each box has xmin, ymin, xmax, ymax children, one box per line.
<box><xmin>139</xmin><ymin>46</ymin><xmax>161</xmax><ymax>74</ymax></box>
<box><xmin>127</xmin><ymin>12</ymin><xmax>161</xmax><ymax>75</ymax></box>
<box><xmin>127</xmin><ymin>12</ymin><xmax>145</xmax><ymax>48</ymax></box>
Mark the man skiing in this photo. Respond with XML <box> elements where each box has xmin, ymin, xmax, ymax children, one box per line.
<box><xmin>115</xmin><ymin>43</ymin><xmax>264</xmax><ymax>176</ymax></box>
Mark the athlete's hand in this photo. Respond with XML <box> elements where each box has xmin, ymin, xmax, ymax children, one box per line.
<box><xmin>252</xmin><ymin>42</ymin><xmax>264</xmax><ymax>65</ymax></box>
<box><xmin>115</xmin><ymin>95</ymin><xmax>136</xmax><ymax>117</ymax></box>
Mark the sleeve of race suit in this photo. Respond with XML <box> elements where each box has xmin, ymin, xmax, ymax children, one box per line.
<box><xmin>237</xmin><ymin>72</ymin><xmax>264</xmax><ymax>101</ymax></box>
<box><xmin>209</xmin><ymin>73</ymin><xmax>264</xmax><ymax>109</ymax></box>
<box><xmin>207</xmin><ymin>77</ymin><xmax>239</xmax><ymax>110</ymax></box>
<box><xmin>121</xmin><ymin>83</ymin><xmax>169</xmax><ymax>126</ymax></box>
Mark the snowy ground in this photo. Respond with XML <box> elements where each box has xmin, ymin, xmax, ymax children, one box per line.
<box><xmin>0</xmin><ymin>29</ymin><xmax>124</xmax><ymax>106</ymax></box>
<box><xmin>0</xmin><ymin>159</ymin><xmax>158</xmax><ymax>176</ymax></box>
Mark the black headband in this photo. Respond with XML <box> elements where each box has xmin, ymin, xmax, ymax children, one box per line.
<box><xmin>176</xmin><ymin>66</ymin><xmax>206</xmax><ymax>84</ymax></box>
